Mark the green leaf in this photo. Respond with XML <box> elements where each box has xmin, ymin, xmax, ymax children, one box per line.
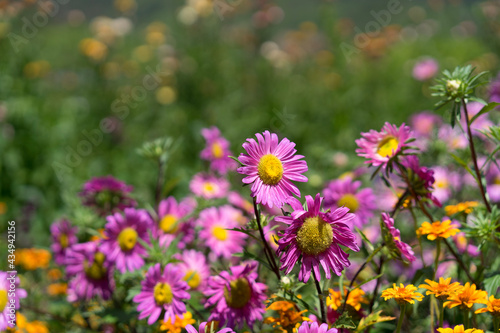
<box><xmin>355</xmin><ymin>311</ymin><xmax>395</xmax><ymax>333</ymax></box>
<box><xmin>470</xmin><ymin>102</ymin><xmax>500</xmax><ymax>124</ymax></box>
<box><xmin>355</xmin><ymin>227</ymin><xmax>374</xmax><ymax>252</ymax></box>
<box><xmin>484</xmin><ymin>274</ymin><xmax>500</xmax><ymax>296</ymax></box>
<box><xmin>233</xmin><ymin>249</ymin><xmax>272</xmax><ymax>271</ymax></box>
<box><xmin>354</xmin><ymin>273</ymin><xmax>383</xmax><ymax>290</ymax></box>
<box><xmin>228</xmin><ymin>155</ymin><xmax>244</xmax><ymax>167</ymax></box>
<box><xmin>332</xmin><ymin>312</ymin><xmax>356</xmax><ymax>329</ymax></box>
<box><xmin>450</xmin><ymin>153</ymin><xmax>476</xmax><ymax>179</ymax></box>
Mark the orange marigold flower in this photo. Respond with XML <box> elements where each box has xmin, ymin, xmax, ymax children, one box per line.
<box><xmin>15</xmin><ymin>248</ymin><xmax>51</xmax><ymax>270</ymax></box>
<box><xmin>264</xmin><ymin>297</ymin><xmax>308</xmax><ymax>333</ymax></box>
<box><xmin>419</xmin><ymin>277</ymin><xmax>462</xmax><ymax>301</ymax></box>
<box><xmin>159</xmin><ymin>312</ymin><xmax>196</xmax><ymax>332</ymax></box>
<box><xmin>444</xmin><ymin>283</ymin><xmax>487</xmax><ymax>309</ymax></box>
<box><xmin>475</xmin><ymin>295</ymin><xmax>500</xmax><ymax>316</ymax></box>
<box><xmin>47</xmin><ymin>268</ymin><xmax>63</xmax><ymax>281</ymax></box>
<box><xmin>417</xmin><ymin>219</ymin><xmax>460</xmax><ymax>240</ymax></box>
<box><xmin>437</xmin><ymin>324</ymin><xmax>483</xmax><ymax>333</ymax></box>
<box><xmin>326</xmin><ymin>287</ymin><xmax>368</xmax><ymax>311</ymax></box>
<box><xmin>445</xmin><ymin>202</ymin><xmax>479</xmax><ymax>216</ymax></box>
<box><xmin>381</xmin><ymin>283</ymin><xmax>423</xmax><ymax>305</ymax></box>
<box><xmin>47</xmin><ymin>283</ymin><xmax>68</xmax><ymax>296</ymax></box>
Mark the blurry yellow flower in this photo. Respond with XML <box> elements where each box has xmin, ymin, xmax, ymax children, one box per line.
<box><xmin>156</xmin><ymin>86</ymin><xmax>177</xmax><ymax>105</ymax></box>
<box><xmin>159</xmin><ymin>311</ymin><xmax>195</xmax><ymax>332</ymax></box>
<box><xmin>114</xmin><ymin>0</ymin><xmax>136</xmax><ymax>13</ymax></box>
<box><xmin>23</xmin><ymin>60</ymin><xmax>50</xmax><ymax>79</ymax></box>
<box><xmin>47</xmin><ymin>283</ymin><xmax>67</xmax><ymax>296</ymax></box>
<box><xmin>146</xmin><ymin>31</ymin><xmax>165</xmax><ymax>45</ymax></box>
<box><xmin>445</xmin><ymin>202</ymin><xmax>479</xmax><ymax>216</ymax></box>
<box><xmin>47</xmin><ymin>268</ymin><xmax>62</xmax><ymax>281</ymax></box>
<box><xmin>25</xmin><ymin>321</ymin><xmax>49</xmax><ymax>333</ymax></box>
<box><xmin>419</xmin><ymin>277</ymin><xmax>462</xmax><ymax>301</ymax></box>
<box><xmin>326</xmin><ymin>287</ymin><xmax>368</xmax><ymax>311</ymax></box>
<box><xmin>437</xmin><ymin>325</ymin><xmax>483</xmax><ymax>333</ymax></box>
<box><xmin>417</xmin><ymin>219</ymin><xmax>460</xmax><ymax>240</ymax></box>
<box><xmin>79</xmin><ymin>38</ymin><xmax>107</xmax><ymax>62</ymax></box>
<box><xmin>475</xmin><ymin>295</ymin><xmax>500</xmax><ymax>316</ymax></box>
<box><xmin>0</xmin><ymin>202</ymin><xmax>6</xmax><ymax>215</ymax></box>
<box><xmin>444</xmin><ymin>283</ymin><xmax>487</xmax><ymax>309</ymax></box>
<box><xmin>381</xmin><ymin>283</ymin><xmax>423</xmax><ymax>305</ymax></box>
<box><xmin>15</xmin><ymin>248</ymin><xmax>51</xmax><ymax>270</ymax></box>
<box><xmin>264</xmin><ymin>296</ymin><xmax>308</xmax><ymax>333</ymax></box>
<box><xmin>132</xmin><ymin>45</ymin><xmax>153</xmax><ymax>63</ymax></box>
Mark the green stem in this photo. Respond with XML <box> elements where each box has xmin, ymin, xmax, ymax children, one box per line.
<box><xmin>439</xmin><ymin>301</ymin><xmax>444</xmax><ymax>329</ymax></box>
<box><xmin>494</xmin><ymin>317</ymin><xmax>499</xmax><ymax>333</ymax></box>
<box><xmin>409</xmin><ymin>206</ymin><xmax>425</xmax><ymax>265</ymax></box>
<box><xmin>463</xmin><ymin>308</ymin><xmax>470</xmax><ymax>329</ymax></box>
<box><xmin>395</xmin><ymin>304</ymin><xmax>406</xmax><ymax>333</ymax></box>
<box><xmin>252</xmin><ymin>198</ymin><xmax>280</xmax><ymax>279</ymax></box>
<box><xmin>433</xmin><ymin>239</ymin><xmax>441</xmax><ymax>281</ymax></box>
<box><xmin>312</xmin><ymin>269</ymin><xmax>326</xmax><ymax>324</ymax></box>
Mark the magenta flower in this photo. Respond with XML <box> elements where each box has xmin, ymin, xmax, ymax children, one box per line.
<box><xmin>65</xmin><ymin>241</ymin><xmax>115</xmax><ymax>302</ymax></box>
<box><xmin>400</xmin><ymin>156</ymin><xmax>441</xmax><ymax>207</ymax></box>
<box><xmin>50</xmin><ymin>218</ymin><xmax>78</xmax><ymax>265</ymax></box>
<box><xmin>79</xmin><ymin>175</ymin><xmax>136</xmax><ymax>216</ymax></box>
<box><xmin>237</xmin><ymin>130</ymin><xmax>308</xmax><ymax>208</ymax></box>
<box><xmin>156</xmin><ymin>196</ymin><xmax>196</xmax><ymax>249</ymax></box>
<box><xmin>173</xmin><ymin>250</ymin><xmax>211</xmax><ymax>292</ymax></box>
<box><xmin>204</xmin><ymin>262</ymin><xmax>267</xmax><ymax>329</ymax></box>
<box><xmin>276</xmin><ymin>194</ymin><xmax>360</xmax><ymax>282</ymax></box>
<box><xmin>186</xmin><ymin>322</ymin><xmax>235</xmax><ymax>333</ymax></box>
<box><xmin>190</xmin><ymin>173</ymin><xmax>230</xmax><ymax>200</ymax></box>
<box><xmin>101</xmin><ymin>208</ymin><xmax>153</xmax><ymax>273</ymax></box>
<box><xmin>355</xmin><ymin>123</ymin><xmax>414</xmax><ymax>168</ymax></box>
<box><xmin>381</xmin><ymin>213</ymin><xmax>416</xmax><ymax>262</ymax></box>
<box><xmin>200</xmin><ymin>126</ymin><xmax>237</xmax><ymax>175</ymax></box>
<box><xmin>297</xmin><ymin>321</ymin><xmax>338</xmax><ymax>333</ymax></box>
<box><xmin>323</xmin><ymin>178</ymin><xmax>376</xmax><ymax>228</ymax></box>
<box><xmin>133</xmin><ymin>263</ymin><xmax>190</xmax><ymax>325</ymax></box>
<box><xmin>412</xmin><ymin>58</ymin><xmax>439</xmax><ymax>81</ymax></box>
<box><xmin>0</xmin><ymin>271</ymin><xmax>27</xmax><ymax>330</ymax></box>
<box><xmin>198</xmin><ymin>205</ymin><xmax>247</xmax><ymax>260</ymax></box>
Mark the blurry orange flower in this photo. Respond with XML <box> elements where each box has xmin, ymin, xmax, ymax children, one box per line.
<box><xmin>79</xmin><ymin>38</ymin><xmax>107</xmax><ymax>62</ymax></box>
<box><xmin>15</xmin><ymin>248</ymin><xmax>51</xmax><ymax>270</ymax></box>
<box><xmin>417</xmin><ymin>219</ymin><xmax>460</xmax><ymax>240</ymax></box>
<box><xmin>444</xmin><ymin>283</ymin><xmax>487</xmax><ymax>309</ymax></box>
<box><xmin>381</xmin><ymin>283</ymin><xmax>423</xmax><ymax>305</ymax></box>
<box><xmin>47</xmin><ymin>268</ymin><xmax>62</xmax><ymax>281</ymax></box>
<box><xmin>47</xmin><ymin>283</ymin><xmax>67</xmax><ymax>296</ymax></box>
<box><xmin>264</xmin><ymin>297</ymin><xmax>308</xmax><ymax>333</ymax></box>
<box><xmin>7</xmin><ymin>313</ymin><xmax>49</xmax><ymax>333</ymax></box>
<box><xmin>159</xmin><ymin>311</ymin><xmax>195</xmax><ymax>332</ymax></box>
<box><xmin>327</xmin><ymin>287</ymin><xmax>368</xmax><ymax>311</ymax></box>
<box><xmin>445</xmin><ymin>202</ymin><xmax>479</xmax><ymax>216</ymax></box>
<box><xmin>475</xmin><ymin>295</ymin><xmax>500</xmax><ymax>316</ymax></box>
<box><xmin>437</xmin><ymin>325</ymin><xmax>483</xmax><ymax>333</ymax></box>
<box><xmin>419</xmin><ymin>277</ymin><xmax>462</xmax><ymax>301</ymax></box>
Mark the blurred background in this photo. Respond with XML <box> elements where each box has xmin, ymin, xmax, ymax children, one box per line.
<box><xmin>1</xmin><ymin>0</ymin><xmax>499</xmax><ymax>246</ymax></box>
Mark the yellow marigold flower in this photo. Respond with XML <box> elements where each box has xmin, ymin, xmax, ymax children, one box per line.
<box><xmin>419</xmin><ymin>277</ymin><xmax>462</xmax><ymax>301</ymax></box>
<box><xmin>445</xmin><ymin>202</ymin><xmax>479</xmax><ymax>216</ymax></box>
<box><xmin>326</xmin><ymin>287</ymin><xmax>368</xmax><ymax>311</ymax></box>
<box><xmin>437</xmin><ymin>324</ymin><xmax>483</xmax><ymax>333</ymax></box>
<box><xmin>381</xmin><ymin>283</ymin><xmax>424</xmax><ymax>305</ymax></box>
<box><xmin>47</xmin><ymin>283</ymin><xmax>68</xmax><ymax>296</ymax></box>
<box><xmin>264</xmin><ymin>297</ymin><xmax>308</xmax><ymax>333</ymax></box>
<box><xmin>417</xmin><ymin>219</ymin><xmax>460</xmax><ymax>240</ymax></box>
<box><xmin>475</xmin><ymin>295</ymin><xmax>500</xmax><ymax>316</ymax></box>
<box><xmin>15</xmin><ymin>248</ymin><xmax>51</xmax><ymax>270</ymax></box>
<box><xmin>159</xmin><ymin>312</ymin><xmax>195</xmax><ymax>332</ymax></box>
<box><xmin>444</xmin><ymin>283</ymin><xmax>487</xmax><ymax>309</ymax></box>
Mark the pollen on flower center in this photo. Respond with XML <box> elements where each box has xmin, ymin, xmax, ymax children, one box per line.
<box><xmin>224</xmin><ymin>277</ymin><xmax>252</xmax><ymax>309</ymax></box>
<box><xmin>59</xmin><ymin>234</ymin><xmax>69</xmax><ymax>248</ymax></box>
<box><xmin>117</xmin><ymin>227</ymin><xmax>138</xmax><ymax>251</ymax></box>
<box><xmin>154</xmin><ymin>282</ymin><xmax>173</xmax><ymax>305</ymax></box>
<box><xmin>0</xmin><ymin>290</ymin><xmax>7</xmax><ymax>312</ymax></box>
<box><xmin>257</xmin><ymin>154</ymin><xmax>284</xmax><ymax>186</ymax></box>
<box><xmin>337</xmin><ymin>194</ymin><xmax>359</xmax><ymax>212</ymax></box>
<box><xmin>212</xmin><ymin>226</ymin><xmax>228</xmax><ymax>241</ymax></box>
<box><xmin>84</xmin><ymin>252</ymin><xmax>107</xmax><ymax>281</ymax></box>
<box><xmin>183</xmin><ymin>270</ymin><xmax>201</xmax><ymax>289</ymax></box>
<box><xmin>212</xmin><ymin>142</ymin><xmax>224</xmax><ymax>158</ymax></box>
<box><xmin>296</xmin><ymin>216</ymin><xmax>334</xmax><ymax>255</ymax></box>
<box><xmin>203</xmin><ymin>182</ymin><xmax>215</xmax><ymax>193</ymax></box>
<box><xmin>377</xmin><ymin>137</ymin><xmax>399</xmax><ymax>158</ymax></box>
<box><xmin>159</xmin><ymin>214</ymin><xmax>179</xmax><ymax>234</ymax></box>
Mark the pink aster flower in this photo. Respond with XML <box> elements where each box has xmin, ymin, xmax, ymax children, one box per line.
<box><xmin>237</xmin><ymin>130</ymin><xmax>308</xmax><ymax>208</ymax></box>
<box><xmin>133</xmin><ymin>263</ymin><xmax>190</xmax><ymax>325</ymax></box>
<box><xmin>296</xmin><ymin>321</ymin><xmax>338</xmax><ymax>333</ymax></box>
<box><xmin>65</xmin><ymin>241</ymin><xmax>115</xmax><ymax>302</ymax></box>
<box><xmin>190</xmin><ymin>173</ymin><xmax>230</xmax><ymax>200</ymax></box>
<box><xmin>485</xmin><ymin>163</ymin><xmax>500</xmax><ymax>202</ymax></box>
<box><xmin>400</xmin><ymin>156</ymin><xmax>441</xmax><ymax>207</ymax></box>
<box><xmin>228</xmin><ymin>191</ymin><xmax>254</xmax><ymax>215</ymax></box>
<box><xmin>460</xmin><ymin>102</ymin><xmax>494</xmax><ymax>138</ymax></box>
<box><xmin>79</xmin><ymin>175</ymin><xmax>136</xmax><ymax>216</ymax></box>
<box><xmin>322</xmin><ymin>178</ymin><xmax>376</xmax><ymax>228</ymax></box>
<box><xmin>200</xmin><ymin>126</ymin><xmax>237</xmax><ymax>175</ymax></box>
<box><xmin>50</xmin><ymin>218</ymin><xmax>78</xmax><ymax>265</ymax></box>
<box><xmin>410</xmin><ymin>112</ymin><xmax>442</xmax><ymax>138</ymax></box>
<box><xmin>432</xmin><ymin>166</ymin><xmax>460</xmax><ymax>204</ymax></box>
<box><xmin>438</xmin><ymin>124</ymin><xmax>468</xmax><ymax>150</ymax></box>
<box><xmin>101</xmin><ymin>208</ymin><xmax>153</xmax><ymax>273</ymax></box>
<box><xmin>156</xmin><ymin>196</ymin><xmax>196</xmax><ymax>249</ymax></box>
<box><xmin>173</xmin><ymin>250</ymin><xmax>211</xmax><ymax>292</ymax></box>
<box><xmin>198</xmin><ymin>205</ymin><xmax>247</xmax><ymax>260</ymax></box>
<box><xmin>412</xmin><ymin>58</ymin><xmax>439</xmax><ymax>81</ymax></box>
<box><xmin>204</xmin><ymin>262</ymin><xmax>267</xmax><ymax>329</ymax></box>
<box><xmin>453</xmin><ymin>232</ymin><xmax>480</xmax><ymax>257</ymax></box>
<box><xmin>186</xmin><ymin>322</ymin><xmax>235</xmax><ymax>333</ymax></box>
<box><xmin>381</xmin><ymin>213</ymin><xmax>416</xmax><ymax>262</ymax></box>
<box><xmin>276</xmin><ymin>194</ymin><xmax>360</xmax><ymax>283</ymax></box>
<box><xmin>0</xmin><ymin>271</ymin><xmax>27</xmax><ymax>330</ymax></box>
<box><xmin>355</xmin><ymin>123</ymin><xmax>414</xmax><ymax>168</ymax></box>
<box><xmin>488</xmin><ymin>72</ymin><xmax>500</xmax><ymax>104</ymax></box>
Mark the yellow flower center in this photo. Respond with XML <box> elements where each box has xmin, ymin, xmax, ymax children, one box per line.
<box><xmin>154</xmin><ymin>282</ymin><xmax>173</xmax><ymax>305</ymax></box>
<box><xmin>377</xmin><ymin>137</ymin><xmax>399</xmax><ymax>158</ymax></box>
<box><xmin>212</xmin><ymin>142</ymin><xmax>224</xmax><ymax>158</ymax></box>
<box><xmin>0</xmin><ymin>290</ymin><xmax>7</xmax><ymax>312</ymax></box>
<box><xmin>84</xmin><ymin>252</ymin><xmax>107</xmax><ymax>280</ymax></box>
<box><xmin>258</xmin><ymin>154</ymin><xmax>284</xmax><ymax>186</ymax></box>
<box><xmin>296</xmin><ymin>216</ymin><xmax>333</xmax><ymax>255</ymax></box>
<box><xmin>59</xmin><ymin>234</ymin><xmax>69</xmax><ymax>248</ymax></box>
<box><xmin>117</xmin><ymin>227</ymin><xmax>138</xmax><ymax>251</ymax></box>
<box><xmin>436</xmin><ymin>179</ymin><xmax>448</xmax><ymax>189</ymax></box>
<box><xmin>337</xmin><ymin>194</ymin><xmax>359</xmax><ymax>212</ymax></box>
<box><xmin>159</xmin><ymin>214</ymin><xmax>179</xmax><ymax>234</ymax></box>
<box><xmin>203</xmin><ymin>182</ymin><xmax>215</xmax><ymax>193</ymax></box>
<box><xmin>183</xmin><ymin>270</ymin><xmax>201</xmax><ymax>289</ymax></box>
<box><xmin>224</xmin><ymin>277</ymin><xmax>252</xmax><ymax>309</ymax></box>
<box><xmin>212</xmin><ymin>226</ymin><xmax>228</xmax><ymax>241</ymax></box>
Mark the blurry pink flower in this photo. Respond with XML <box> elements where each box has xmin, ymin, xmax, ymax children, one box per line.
<box><xmin>190</xmin><ymin>173</ymin><xmax>230</xmax><ymax>200</ymax></box>
<box><xmin>412</xmin><ymin>58</ymin><xmax>439</xmax><ymax>81</ymax></box>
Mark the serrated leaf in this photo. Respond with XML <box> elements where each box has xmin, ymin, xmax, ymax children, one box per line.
<box><xmin>355</xmin><ymin>311</ymin><xmax>395</xmax><ymax>333</ymax></box>
<box><xmin>470</xmin><ymin>102</ymin><xmax>500</xmax><ymax>124</ymax></box>
<box><xmin>333</xmin><ymin>312</ymin><xmax>356</xmax><ymax>329</ymax></box>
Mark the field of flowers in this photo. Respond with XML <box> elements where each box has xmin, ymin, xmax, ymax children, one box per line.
<box><xmin>2</xmin><ymin>0</ymin><xmax>500</xmax><ymax>332</ymax></box>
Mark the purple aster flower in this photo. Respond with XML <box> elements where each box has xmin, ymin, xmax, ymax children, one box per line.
<box><xmin>381</xmin><ymin>213</ymin><xmax>416</xmax><ymax>262</ymax></box>
<box><xmin>101</xmin><ymin>208</ymin><xmax>153</xmax><ymax>273</ymax></box>
<box><xmin>237</xmin><ymin>130</ymin><xmax>308</xmax><ymax>208</ymax></box>
<box><xmin>355</xmin><ymin>123</ymin><xmax>414</xmax><ymax>169</ymax></box>
<box><xmin>322</xmin><ymin>177</ymin><xmax>376</xmax><ymax>228</ymax></box>
<box><xmin>189</xmin><ymin>173</ymin><xmax>230</xmax><ymax>200</ymax></box>
<box><xmin>297</xmin><ymin>321</ymin><xmax>338</xmax><ymax>333</ymax></box>
<box><xmin>79</xmin><ymin>176</ymin><xmax>136</xmax><ymax>216</ymax></box>
<box><xmin>276</xmin><ymin>194</ymin><xmax>360</xmax><ymax>283</ymax></box>
<box><xmin>400</xmin><ymin>156</ymin><xmax>441</xmax><ymax>207</ymax></box>
<box><xmin>186</xmin><ymin>322</ymin><xmax>235</xmax><ymax>333</ymax></box>
<box><xmin>0</xmin><ymin>271</ymin><xmax>27</xmax><ymax>330</ymax></box>
<box><xmin>204</xmin><ymin>262</ymin><xmax>267</xmax><ymax>329</ymax></box>
<box><xmin>50</xmin><ymin>218</ymin><xmax>78</xmax><ymax>265</ymax></box>
<box><xmin>412</xmin><ymin>58</ymin><xmax>439</xmax><ymax>81</ymax></box>
<box><xmin>156</xmin><ymin>196</ymin><xmax>196</xmax><ymax>249</ymax></box>
<box><xmin>65</xmin><ymin>241</ymin><xmax>115</xmax><ymax>302</ymax></box>
<box><xmin>200</xmin><ymin>126</ymin><xmax>237</xmax><ymax>175</ymax></box>
<box><xmin>133</xmin><ymin>263</ymin><xmax>190</xmax><ymax>325</ymax></box>
<box><xmin>172</xmin><ymin>250</ymin><xmax>211</xmax><ymax>292</ymax></box>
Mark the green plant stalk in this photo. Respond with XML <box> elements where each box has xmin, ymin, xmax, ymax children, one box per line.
<box><xmin>463</xmin><ymin>308</ymin><xmax>470</xmax><ymax>329</ymax></box>
<box><xmin>395</xmin><ymin>304</ymin><xmax>406</xmax><ymax>333</ymax></box>
<box><xmin>494</xmin><ymin>317</ymin><xmax>500</xmax><ymax>333</ymax></box>
<box><xmin>409</xmin><ymin>206</ymin><xmax>425</xmax><ymax>265</ymax></box>
<box><xmin>439</xmin><ymin>301</ymin><xmax>444</xmax><ymax>329</ymax></box>
<box><xmin>433</xmin><ymin>239</ymin><xmax>441</xmax><ymax>281</ymax></box>
<box><xmin>312</xmin><ymin>269</ymin><xmax>326</xmax><ymax>324</ymax></box>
